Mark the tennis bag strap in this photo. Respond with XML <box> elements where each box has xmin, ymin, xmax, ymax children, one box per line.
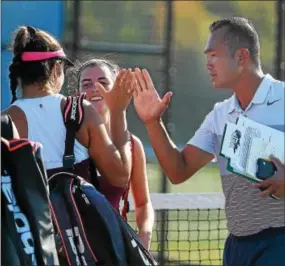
<box><xmin>114</xmin><ymin>209</ymin><xmax>157</xmax><ymax>266</ymax></box>
<box><xmin>121</xmin><ymin>134</ymin><xmax>135</xmax><ymax>221</ymax></box>
<box><xmin>62</xmin><ymin>94</ymin><xmax>99</xmax><ymax>188</ymax></box>
<box><xmin>62</xmin><ymin>93</ymin><xmax>86</xmax><ymax>169</ymax></box>
<box><xmin>1</xmin><ymin>114</ymin><xmax>15</xmax><ymax>140</ymax></box>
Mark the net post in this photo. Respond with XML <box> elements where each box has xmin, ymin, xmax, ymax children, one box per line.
<box><xmin>159</xmin><ymin>1</ymin><xmax>174</xmax><ymax>265</ymax></box>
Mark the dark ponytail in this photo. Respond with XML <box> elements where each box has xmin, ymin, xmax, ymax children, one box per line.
<box><xmin>27</xmin><ymin>26</ymin><xmax>37</xmax><ymax>36</ymax></box>
<box><xmin>9</xmin><ymin>26</ymin><xmax>35</xmax><ymax>103</ymax></box>
<box><xmin>8</xmin><ymin>25</ymin><xmax>63</xmax><ymax>103</ymax></box>
<box><xmin>9</xmin><ymin>55</ymin><xmax>22</xmax><ymax>104</ymax></box>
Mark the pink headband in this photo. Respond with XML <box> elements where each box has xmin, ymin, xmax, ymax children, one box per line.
<box><xmin>21</xmin><ymin>49</ymin><xmax>66</xmax><ymax>61</ymax></box>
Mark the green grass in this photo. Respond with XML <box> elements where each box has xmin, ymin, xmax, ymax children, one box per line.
<box><xmin>146</xmin><ymin>163</ymin><xmax>222</xmax><ymax>193</ymax></box>
<box><xmin>130</xmin><ymin>163</ymin><xmax>226</xmax><ymax>265</ymax></box>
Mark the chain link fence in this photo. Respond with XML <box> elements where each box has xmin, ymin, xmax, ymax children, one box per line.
<box><xmin>63</xmin><ymin>1</ymin><xmax>283</xmax><ymax>151</ymax></box>
<box><xmin>61</xmin><ymin>1</ymin><xmax>284</xmax><ymax>265</ymax></box>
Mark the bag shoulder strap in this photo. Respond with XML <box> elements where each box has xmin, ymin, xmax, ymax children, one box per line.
<box><xmin>1</xmin><ymin>114</ymin><xmax>15</xmax><ymax>140</ymax></box>
<box><xmin>121</xmin><ymin>133</ymin><xmax>134</xmax><ymax>221</ymax></box>
<box><xmin>62</xmin><ymin>93</ymin><xmax>86</xmax><ymax>169</ymax></box>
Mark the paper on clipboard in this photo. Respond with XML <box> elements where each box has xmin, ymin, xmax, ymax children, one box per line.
<box><xmin>220</xmin><ymin>116</ymin><xmax>284</xmax><ymax>180</ymax></box>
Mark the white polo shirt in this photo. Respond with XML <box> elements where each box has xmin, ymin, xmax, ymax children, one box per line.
<box><xmin>188</xmin><ymin>74</ymin><xmax>285</xmax><ymax>236</ymax></box>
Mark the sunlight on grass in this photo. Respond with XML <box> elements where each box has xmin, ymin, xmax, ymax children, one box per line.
<box><xmin>147</xmin><ymin>163</ymin><xmax>222</xmax><ymax>193</ymax></box>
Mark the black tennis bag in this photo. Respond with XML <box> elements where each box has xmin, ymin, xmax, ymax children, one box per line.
<box><xmin>1</xmin><ymin>115</ymin><xmax>59</xmax><ymax>266</ymax></box>
<box><xmin>48</xmin><ymin>95</ymin><xmax>157</xmax><ymax>266</ymax></box>
<box><xmin>49</xmin><ymin>172</ymin><xmax>157</xmax><ymax>266</ymax></box>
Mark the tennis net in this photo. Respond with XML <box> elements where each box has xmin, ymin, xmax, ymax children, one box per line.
<box><xmin>127</xmin><ymin>193</ymin><xmax>228</xmax><ymax>266</ymax></box>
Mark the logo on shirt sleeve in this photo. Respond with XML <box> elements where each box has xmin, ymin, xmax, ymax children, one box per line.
<box><xmin>267</xmin><ymin>99</ymin><xmax>281</xmax><ymax>106</ymax></box>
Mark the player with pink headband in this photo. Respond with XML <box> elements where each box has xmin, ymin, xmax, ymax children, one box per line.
<box><xmin>3</xmin><ymin>25</ymin><xmax>135</xmax><ymax>189</ymax></box>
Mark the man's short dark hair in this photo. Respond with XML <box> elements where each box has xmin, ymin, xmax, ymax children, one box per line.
<box><xmin>209</xmin><ymin>17</ymin><xmax>260</xmax><ymax>67</ymax></box>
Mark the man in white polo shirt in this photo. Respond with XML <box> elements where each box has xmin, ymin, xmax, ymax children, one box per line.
<box><xmin>132</xmin><ymin>17</ymin><xmax>285</xmax><ymax>266</ymax></box>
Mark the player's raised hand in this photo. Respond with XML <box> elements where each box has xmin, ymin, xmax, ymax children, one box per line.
<box><xmin>96</xmin><ymin>68</ymin><xmax>135</xmax><ymax>111</ymax></box>
<box><xmin>133</xmin><ymin>68</ymin><xmax>173</xmax><ymax>125</ymax></box>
